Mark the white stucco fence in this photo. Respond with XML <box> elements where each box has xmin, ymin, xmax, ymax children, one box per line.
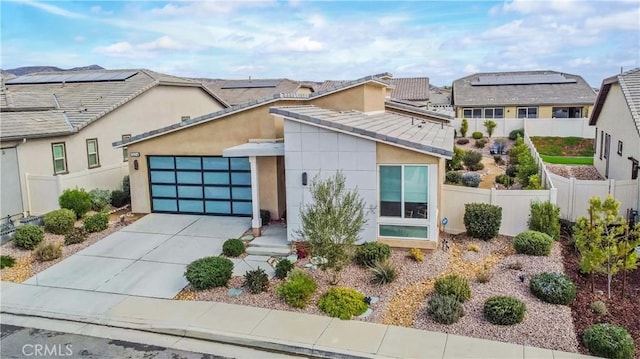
<box><xmin>449</xmin><ymin>118</ymin><xmax>595</xmax><ymax>139</ymax></box>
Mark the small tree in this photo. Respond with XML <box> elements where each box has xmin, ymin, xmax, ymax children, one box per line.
<box><xmin>484</xmin><ymin>120</ymin><xmax>497</xmax><ymax>138</ymax></box>
<box><xmin>460</xmin><ymin>118</ymin><xmax>469</xmax><ymax>138</ymax></box>
<box><xmin>297</xmin><ymin>171</ymin><xmax>371</xmax><ymax>284</ymax></box>
<box><xmin>516</xmin><ymin>151</ymin><xmax>538</xmax><ymax>187</ymax></box>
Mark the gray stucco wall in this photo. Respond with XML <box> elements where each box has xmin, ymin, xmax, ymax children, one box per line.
<box><xmin>284</xmin><ymin>119</ymin><xmax>377</xmax><ymax>243</ymax></box>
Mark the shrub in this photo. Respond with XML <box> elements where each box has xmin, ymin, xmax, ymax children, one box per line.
<box><xmin>464</xmin><ymin>203</ymin><xmax>502</xmax><ymax>240</ymax></box>
<box><xmin>475</xmin><ymin>139</ymin><xmax>487</xmax><ymax>149</ymax></box>
<box><xmin>493</xmin><ymin>155</ymin><xmax>504</xmax><ymax>165</ymax></box>
<box><xmin>88</xmin><ymin>189</ymin><xmax>111</xmax><ymax>212</ymax></box>
<box><xmin>435</xmin><ymin>274</ymin><xmax>471</xmax><ymax>302</ymax></box>
<box><xmin>524</xmin><ymin>174</ymin><xmax>543</xmax><ymax>190</ymax></box>
<box><xmin>461</xmin><ymin>173</ymin><xmax>481</xmax><ymax>188</ymax></box>
<box><xmin>472</xmin><ymin>131</ymin><xmax>483</xmax><ymax>140</ymax></box>
<box><xmin>317</xmin><ymin>287</ymin><xmax>368</xmax><ymax>319</ymax></box>
<box><xmin>509</xmin><ymin>128</ymin><xmax>524</xmax><ymax>140</ymax></box>
<box><xmin>222</xmin><ymin>238</ymin><xmax>245</xmax><ymax>257</ymax></box>
<box><xmin>446</xmin><ymin>171</ymin><xmax>462</xmax><ymax>184</ymax></box>
<box><xmin>509</xmin><ymin>136</ymin><xmax>528</xmax><ymax>166</ymax></box>
<box><xmin>275</xmin><ymin>258</ymin><xmax>294</xmax><ymax>279</ymax></box>
<box><xmin>35</xmin><ymin>243</ymin><xmax>62</xmax><ymax>261</ymax></box>
<box><xmin>64</xmin><ymin>227</ymin><xmax>88</xmax><ymax>245</ymax></box>
<box><xmin>484</xmin><ymin>120</ymin><xmax>497</xmax><ymax>137</ymax></box>
<box><xmin>14</xmin><ymin>224</ymin><xmax>45</xmax><ymax>250</ymax></box>
<box><xmin>460</xmin><ymin>118</ymin><xmax>469</xmax><ymax>138</ymax></box>
<box><xmin>276</xmin><ymin>268</ymin><xmax>317</xmax><ymax>308</ymax></box>
<box><xmin>447</xmin><ymin>147</ymin><xmax>464</xmax><ymax>171</ymax></box>
<box><xmin>483</xmin><ymin>296</ymin><xmax>526</xmax><ymax>325</ymax></box>
<box><xmin>1</xmin><ymin>255</ymin><xmax>16</xmax><ymax>269</ymax></box>
<box><xmin>513</xmin><ymin>230</ymin><xmax>553</xmax><ymax>256</ymax></box>
<box><xmin>427</xmin><ymin>293</ymin><xmax>465</xmax><ymax>324</ymax></box>
<box><xmin>408</xmin><ymin>248</ymin><xmax>424</xmax><ymax>262</ymax></box>
<box><xmin>528</xmin><ymin>202</ymin><xmax>560</xmax><ymax>240</ymax></box>
<box><xmin>476</xmin><ymin>269</ymin><xmax>492</xmax><ymax>283</ymax></box>
<box><xmin>583</xmin><ymin>323</ymin><xmax>635</xmax><ymax>359</ymax></box>
<box><xmin>468</xmin><ymin>162</ymin><xmax>485</xmax><ymax>171</ymax></box>
<box><xmin>529</xmin><ymin>272</ymin><xmax>577</xmax><ymax>305</ymax></box>
<box><xmin>370</xmin><ymin>260</ymin><xmax>398</xmax><ymax>285</ymax></box>
<box><xmin>355</xmin><ymin>242</ymin><xmax>391</xmax><ymax>267</ymax></box>
<box><xmin>44</xmin><ymin>209</ymin><xmax>76</xmax><ymax>235</ymax></box>
<box><xmin>467</xmin><ymin>243</ymin><xmax>479</xmax><ymax>252</ymax></box>
<box><xmin>456</xmin><ymin>138</ymin><xmax>470</xmax><ymax>145</ymax></box>
<box><xmin>516</xmin><ymin>151</ymin><xmax>539</xmax><ymax>187</ymax></box>
<box><xmin>58</xmin><ymin>188</ymin><xmax>92</xmax><ymax>219</ymax></box>
<box><xmin>83</xmin><ymin>212</ymin><xmax>109</xmax><ymax>233</ymax></box>
<box><xmin>244</xmin><ymin>268</ymin><xmax>269</xmax><ymax>294</ymax></box>
<box><xmin>110</xmin><ymin>189</ymin><xmax>130</xmax><ymax>208</ymax></box>
<box><xmin>505</xmin><ymin>165</ymin><xmax>518</xmax><ymax>178</ymax></box>
<box><xmin>184</xmin><ymin>256</ymin><xmax>233</xmax><ymax>290</ymax></box>
<box><xmin>463</xmin><ymin>150</ymin><xmax>482</xmax><ymax>168</ymax></box>
<box><xmin>590</xmin><ymin>300</ymin><xmax>607</xmax><ymax>315</ymax></box>
<box><xmin>495</xmin><ymin>174</ymin><xmax>512</xmax><ymax>187</ymax></box>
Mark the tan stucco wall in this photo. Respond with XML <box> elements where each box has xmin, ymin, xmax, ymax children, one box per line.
<box><xmin>309</xmin><ymin>83</ymin><xmax>388</xmax><ymax>113</ymax></box>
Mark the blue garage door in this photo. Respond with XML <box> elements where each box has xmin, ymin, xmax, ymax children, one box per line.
<box><xmin>148</xmin><ymin>156</ymin><xmax>252</xmax><ymax>216</ymax></box>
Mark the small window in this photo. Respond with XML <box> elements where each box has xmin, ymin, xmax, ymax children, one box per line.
<box><xmin>51</xmin><ymin>142</ymin><xmax>67</xmax><ymax>174</ymax></box>
<box><xmin>181</xmin><ymin>116</ymin><xmax>191</xmax><ymax>121</ymax></box>
<box><xmin>122</xmin><ymin>134</ymin><xmax>131</xmax><ymax>162</ymax></box>
<box><xmin>599</xmin><ymin>131</ymin><xmax>604</xmax><ymax>159</ymax></box>
<box><xmin>86</xmin><ymin>138</ymin><xmax>100</xmax><ymax>168</ymax></box>
<box><xmin>517</xmin><ymin>107</ymin><xmax>538</xmax><ymax>118</ymax></box>
<box><xmin>617</xmin><ymin>140</ymin><xmax>623</xmax><ymax>156</ymax></box>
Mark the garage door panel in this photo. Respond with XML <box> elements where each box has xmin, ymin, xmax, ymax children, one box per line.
<box><xmin>233</xmin><ymin>202</ymin><xmax>252</xmax><ymax>215</ymax></box>
<box><xmin>150</xmin><ymin>171</ymin><xmax>175</xmax><ymax>183</ymax></box>
<box><xmin>204</xmin><ymin>172</ymin><xmax>229</xmax><ymax>185</ymax></box>
<box><xmin>232</xmin><ymin>187</ymin><xmax>252</xmax><ymax>200</ymax></box>
<box><xmin>152</xmin><ymin>185</ymin><xmax>176</xmax><ymax>197</ymax></box>
<box><xmin>153</xmin><ymin>199</ymin><xmax>177</xmax><ymax>212</ymax></box>
<box><xmin>230</xmin><ymin>158</ymin><xmax>250</xmax><ymax>170</ymax></box>
<box><xmin>177</xmin><ymin>172</ymin><xmax>202</xmax><ymax>184</ymax></box>
<box><xmin>205</xmin><ymin>201</ymin><xmax>231</xmax><ymax>214</ymax></box>
<box><xmin>203</xmin><ymin>157</ymin><xmax>229</xmax><ymax>170</ymax></box>
<box><xmin>231</xmin><ymin>172</ymin><xmax>251</xmax><ymax>185</ymax></box>
<box><xmin>177</xmin><ymin>186</ymin><xmax>203</xmax><ymax>198</ymax></box>
<box><xmin>149</xmin><ymin>157</ymin><xmax>175</xmax><ymax>169</ymax></box>
<box><xmin>176</xmin><ymin>157</ymin><xmax>201</xmax><ymax>169</ymax></box>
<box><xmin>178</xmin><ymin>200</ymin><xmax>204</xmax><ymax>213</ymax></box>
<box><xmin>205</xmin><ymin>187</ymin><xmax>230</xmax><ymax>199</ymax></box>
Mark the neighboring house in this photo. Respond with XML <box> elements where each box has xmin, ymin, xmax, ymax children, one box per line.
<box><xmin>452</xmin><ymin>70</ymin><xmax>596</xmax><ymax>119</ymax></box>
<box><xmin>590</xmin><ymin>68</ymin><xmax>640</xmax><ymax>181</ymax></box>
<box><xmin>0</xmin><ymin>69</ymin><xmax>227</xmax><ymax>218</ymax></box>
<box><xmin>201</xmin><ymin>78</ymin><xmax>313</xmax><ymax>106</ymax></box>
<box><xmin>114</xmin><ymin>75</ymin><xmax>454</xmax><ymax>249</ymax></box>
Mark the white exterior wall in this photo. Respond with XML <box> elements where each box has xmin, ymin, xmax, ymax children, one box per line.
<box><xmin>284</xmin><ymin>120</ymin><xmax>377</xmax><ymax>243</ymax></box>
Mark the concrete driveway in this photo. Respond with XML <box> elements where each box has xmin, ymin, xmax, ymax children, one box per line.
<box><xmin>24</xmin><ymin>214</ymin><xmax>251</xmax><ymax>299</ymax></box>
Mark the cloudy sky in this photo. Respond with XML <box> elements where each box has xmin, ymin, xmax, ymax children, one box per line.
<box><xmin>2</xmin><ymin>0</ymin><xmax>639</xmax><ymax>86</ymax></box>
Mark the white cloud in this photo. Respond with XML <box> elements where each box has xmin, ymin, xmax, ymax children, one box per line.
<box><xmin>14</xmin><ymin>0</ymin><xmax>86</xmax><ymax>19</ymax></box>
<box><xmin>138</xmin><ymin>36</ymin><xmax>185</xmax><ymax>51</ymax></box>
<box><xmin>463</xmin><ymin>64</ymin><xmax>479</xmax><ymax>73</ymax></box>
<box><xmin>585</xmin><ymin>9</ymin><xmax>640</xmax><ymax>31</ymax></box>
<box><xmin>90</xmin><ymin>5</ymin><xmax>113</xmax><ymax>16</ymax></box>
<box><xmin>74</xmin><ymin>35</ymin><xmax>85</xmax><ymax>43</ymax></box>
<box><xmin>94</xmin><ymin>41</ymin><xmax>140</xmax><ymax>57</ymax></box>
<box><xmin>280</xmin><ymin>37</ymin><xmax>324</xmax><ymax>52</ymax></box>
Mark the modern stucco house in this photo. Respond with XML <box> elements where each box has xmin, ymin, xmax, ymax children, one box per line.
<box><xmin>114</xmin><ymin>75</ymin><xmax>454</xmax><ymax>249</ymax></box>
<box><xmin>0</xmin><ymin>69</ymin><xmax>227</xmax><ymax>218</ymax></box>
<box><xmin>452</xmin><ymin>70</ymin><xmax>596</xmax><ymax>119</ymax></box>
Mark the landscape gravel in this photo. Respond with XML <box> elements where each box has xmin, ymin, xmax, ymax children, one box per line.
<box><xmin>546</xmin><ymin>164</ymin><xmax>604</xmax><ymax>180</ymax></box>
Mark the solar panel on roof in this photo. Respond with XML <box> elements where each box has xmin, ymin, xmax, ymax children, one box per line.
<box><xmin>5</xmin><ymin>71</ymin><xmax>138</xmax><ymax>85</ymax></box>
<box><xmin>471</xmin><ymin>73</ymin><xmax>577</xmax><ymax>86</ymax></box>
<box><xmin>221</xmin><ymin>80</ymin><xmax>280</xmax><ymax>89</ymax></box>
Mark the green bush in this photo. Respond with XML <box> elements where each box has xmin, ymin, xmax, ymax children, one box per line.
<box><xmin>590</xmin><ymin>300</ymin><xmax>607</xmax><ymax>315</ymax></box>
<box><xmin>530</xmin><ymin>272</ymin><xmax>576</xmax><ymax>305</ymax></box>
<box><xmin>509</xmin><ymin>128</ymin><xmax>524</xmax><ymax>140</ymax></box>
<box><xmin>461</xmin><ymin>172</ymin><xmax>481</xmax><ymax>187</ymax></box>
<box><xmin>483</xmin><ymin>296</ymin><xmax>526</xmax><ymax>325</ymax></box>
<box><xmin>222</xmin><ymin>238</ymin><xmax>245</xmax><ymax>257</ymax></box>
<box><xmin>275</xmin><ymin>258</ymin><xmax>294</xmax><ymax>279</ymax></box>
<box><xmin>14</xmin><ymin>225</ymin><xmax>45</xmax><ymax>250</ymax></box>
<box><xmin>463</xmin><ymin>150</ymin><xmax>482</xmax><ymax>168</ymax></box>
<box><xmin>110</xmin><ymin>189</ymin><xmax>130</xmax><ymax>208</ymax></box>
<box><xmin>184</xmin><ymin>256</ymin><xmax>233</xmax><ymax>290</ymax></box>
<box><xmin>516</xmin><ymin>151</ymin><xmax>539</xmax><ymax>187</ymax></box>
<box><xmin>475</xmin><ymin>139</ymin><xmax>487</xmax><ymax>148</ymax></box>
<box><xmin>447</xmin><ymin>147</ymin><xmax>464</xmax><ymax>171</ymax></box>
<box><xmin>583</xmin><ymin>323</ymin><xmax>635</xmax><ymax>359</ymax></box>
<box><xmin>484</xmin><ymin>120</ymin><xmax>497</xmax><ymax>137</ymax></box>
<box><xmin>355</xmin><ymin>242</ymin><xmax>391</xmax><ymax>267</ymax></box>
<box><xmin>276</xmin><ymin>268</ymin><xmax>317</xmax><ymax>308</ymax></box>
<box><xmin>513</xmin><ymin>230</ymin><xmax>553</xmax><ymax>256</ymax></box>
<box><xmin>88</xmin><ymin>189</ymin><xmax>111</xmax><ymax>212</ymax></box>
<box><xmin>496</xmin><ymin>174</ymin><xmax>512</xmax><ymax>187</ymax></box>
<box><xmin>456</xmin><ymin>138</ymin><xmax>470</xmax><ymax>145</ymax></box>
<box><xmin>509</xmin><ymin>136</ymin><xmax>528</xmax><ymax>166</ymax></box>
<box><xmin>83</xmin><ymin>212</ymin><xmax>109</xmax><ymax>233</ymax></box>
<box><xmin>317</xmin><ymin>287</ymin><xmax>368</xmax><ymax>320</ymax></box>
<box><xmin>1</xmin><ymin>255</ymin><xmax>16</xmax><ymax>269</ymax></box>
<box><xmin>35</xmin><ymin>243</ymin><xmax>62</xmax><ymax>261</ymax></box>
<box><xmin>435</xmin><ymin>274</ymin><xmax>471</xmax><ymax>302</ymax></box>
<box><xmin>460</xmin><ymin>118</ymin><xmax>469</xmax><ymax>138</ymax></box>
<box><xmin>427</xmin><ymin>293</ymin><xmax>465</xmax><ymax>324</ymax></box>
<box><xmin>468</xmin><ymin>162</ymin><xmax>485</xmax><ymax>171</ymax></box>
<box><xmin>59</xmin><ymin>188</ymin><xmax>92</xmax><ymax>219</ymax></box>
<box><xmin>464</xmin><ymin>203</ymin><xmax>502</xmax><ymax>240</ymax></box>
<box><xmin>524</xmin><ymin>174</ymin><xmax>544</xmax><ymax>190</ymax></box>
<box><xmin>506</xmin><ymin>165</ymin><xmax>518</xmax><ymax>178</ymax></box>
<box><xmin>44</xmin><ymin>209</ymin><xmax>76</xmax><ymax>235</ymax></box>
<box><xmin>472</xmin><ymin>131</ymin><xmax>483</xmax><ymax>140</ymax></box>
<box><xmin>446</xmin><ymin>171</ymin><xmax>462</xmax><ymax>184</ymax></box>
<box><xmin>64</xmin><ymin>227</ymin><xmax>88</xmax><ymax>245</ymax></box>
<box><xmin>122</xmin><ymin>175</ymin><xmax>130</xmax><ymax>195</ymax></box>
<box><xmin>244</xmin><ymin>268</ymin><xmax>269</xmax><ymax>294</ymax></box>
<box><xmin>370</xmin><ymin>260</ymin><xmax>397</xmax><ymax>284</ymax></box>
<box><xmin>528</xmin><ymin>202</ymin><xmax>560</xmax><ymax>240</ymax></box>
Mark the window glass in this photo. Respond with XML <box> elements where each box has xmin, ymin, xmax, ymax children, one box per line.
<box><xmin>517</xmin><ymin>108</ymin><xmax>527</xmax><ymax>118</ymax></box>
<box><xmin>404</xmin><ymin>166</ymin><xmax>428</xmax><ymax>218</ymax></box>
<box><xmin>176</xmin><ymin>157</ymin><xmax>201</xmax><ymax>170</ymax></box>
<box><xmin>233</xmin><ymin>202</ymin><xmax>253</xmax><ymax>214</ymax></box>
<box><xmin>552</xmin><ymin>107</ymin><xmax>569</xmax><ymax>118</ymax></box>
<box><xmin>231</xmin><ymin>172</ymin><xmax>251</xmax><ymax>185</ymax></box>
<box><xmin>205</xmin><ymin>201</ymin><xmax>231</xmax><ymax>214</ymax></box>
<box><xmin>150</xmin><ymin>171</ymin><xmax>175</xmax><ymax>184</ymax></box>
<box><xmin>472</xmin><ymin>109</ymin><xmax>482</xmax><ymax>118</ymax></box>
<box><xmin>380</xmin><ymin>166</ymin><xmax>402</xmax><ymax>217</ymax></box>
<box><xmin>484</xmin><ymin>108</ymin><xmax>494</xmax><ymax>118</ymax></box>
<box><xmin>202</xmin><ymin>157</ymin><xmax>229</xmax><ymax>170</ymax></box>
<box><xmin>151</xmin><ymin>185</ymin><xmax>176</xmax><ymax>197</ymax></box>
<box><xmin>178</xmin><ymin>186</ymin><xmax>203</xmax><ymax>198</ymax></box>
<box><xmin>232</xmin><ymin>187</ymin><xmax>252</xmax><ymax>200</ymax></box>
<box><xmin>529</xmin><ymin>108</ymin><xmax>537</xmax><ymax>118</ymax></box>
<box><xmin>52</xmin><ymin>143</ymin><xmax>66</xmax><ymax>173</ymax></box>
<box><xmin>87</xmin><ymin>139</ymin><xmax>99</xmax><ymax>167</ymax></box>
<box><xmin>494</xmin><ymin>108</ymin><xmax>504</xmax><ymax>118</ymax></box>
<box><xmin>463</xmin><ymin>109</ymin><xmax>472</xmax><ymax>117</ymax></box>
<box><xmin>149</xmin><ymin>157</ymin><xmax>174</xmax><ymax>169</ymax></box>
<box><xmin>204</xmin><ymin>172</ymin><xmax>230</xmax><ymax>185</ymax></box>
<box><xmin>204</xmin><ymin>187</ymin><xmax>230</xmax><ymax>199</ymax></box>
<box><xmin>53</xmin><ymin>145</ymin><xmax>64</xmax><ymax>158</ymax></box>
<box><xmin>379</xmin><ymin>225</ymin><xmax>428</xmax><ymax>239</ymax></box>
<box><xmin>230</xmin><ymin>157</ymin><xmax>250</xmax><ymax>170</ymax></box>
<box><xmin>122</xmin><ymin>135</ymin><xmax>131</xmax><ymax>162</ymax></box>
<box><xmin>179</xmin><ymin>200</ymin><xmax>203</xmax><ymax>213</ymax></box>
<box><xmin>177</xmin><ymin>171</ymin><xmax>202</xmax><ymax>184</ymax></box>
<box><xmin>153</xmin><ymin>199</ymin><xmax>177</xmax><ymax>211</ymax></box>
<box><xmin>54</xmin><ymin>159</ymin><xmax>66</xmax><ymax>173</ymax></box>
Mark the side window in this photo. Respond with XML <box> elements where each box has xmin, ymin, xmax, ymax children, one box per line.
<box><xmin>52</xmin><ymin>142</ymin><xmax>67</xmax><ymax>174</ymax></box>
<box><xmin>86</xmin><ymin>138</ymin><xmax>100</xmax><ymax>168</ymax></box>
<box><xmin>122</xmin><ymin>134</ymin><xmax>131</xmax><ymax>162</ymax></box>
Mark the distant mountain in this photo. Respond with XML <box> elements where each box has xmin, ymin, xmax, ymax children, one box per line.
<box><xmin>2</xmin><ymin>65</ymin><xmax>105</xmax><ymax>77</ymax></box>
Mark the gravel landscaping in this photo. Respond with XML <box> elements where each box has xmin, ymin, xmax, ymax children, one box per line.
<box><xmin>546</xmin><ymin>164</ymin><xmax>604</xmax><ymax>180</ymax></box>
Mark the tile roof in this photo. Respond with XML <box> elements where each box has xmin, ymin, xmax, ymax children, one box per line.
<box><xmin>389</xmin><ymin>77</ymin><xmax>430</xmax><ymax>101</ymax></box>
<box><xmin>590</xmin><ymin>68</ymin><xmax>640</xmax><ymax>136</ymax></box>
<box><xmin>0</xmin><ymin>69</ymin><xmax>226</xmax><ymax>141</ymax></box>
<box><xmin>201</xmin><ymin>78</ymin><xmax>302</xmax><ymax>105</ymax></box>
<box><xmin>384</xmin><ymin>99</ymin><xmax>453</xmax><ymax>122</ymax></box>
<box><xmin>270</xmin><ymin>105</ymin><xmax>454</xmax><ymax>158</ymax></box>
<box><xmin>452</xmin><ymin>70</ymin><xmax>596</xmax><ymax>107</ymax></box>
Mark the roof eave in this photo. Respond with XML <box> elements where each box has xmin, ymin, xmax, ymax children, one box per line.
<box><xmin>1</xmin><ymin>130</ymin><xmax>74</xmax><ymax>142</ymax></box>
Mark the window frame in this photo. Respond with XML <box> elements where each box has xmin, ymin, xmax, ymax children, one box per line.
<box><xmin>517</xmin><ymin>107</ymin><xmax>538</xmax><ymax>118</ymax></box>
<box><xmin>483</xmin><ymin>107</ymin><xmax>504</xmax><ymax>119</ymax></box>
<box><xmin>599</xmin><ymin>131</ymin><xmax>604</xmax><ymax>160</ymax></box>
<box><xmin>122</xmin><ymin>134</ymin><xmax>131</xmax><ymax>162</ymax></box>
<box><xmin>51</xmin><ymin>142</ymin><xmax>68</xmax><ymax>175</ymax></box>
<box><xmin>617</xmin><ymin>140</ymin><xmax>623</xmax><ymax>156</ymax></box>
<box><xmin>86</xmin><ymin>138</ymin><xmax>100</xmax><ymax>168</ymax></box>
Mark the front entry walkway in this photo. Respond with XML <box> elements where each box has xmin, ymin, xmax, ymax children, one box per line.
<box><xmin>24</xmin><ymin>214</ymin><xmax>251</xmax><ymax>299</ymax></box>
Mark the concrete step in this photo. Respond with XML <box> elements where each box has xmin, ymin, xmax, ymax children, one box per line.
<box><xmin>245</xmin><ymin>246</ymin><xmax>291</xmax><ymax>257</ymax></box>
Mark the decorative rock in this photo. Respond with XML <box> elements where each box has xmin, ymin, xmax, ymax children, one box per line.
<box><xmin>240</xmin><ymin>235</ymin><xmax>254</xmax><ymax>242</ymax></box>
<box><xmin>357</xmin><ymin>308</ymin><xmax>373</xmax><ymax>319</ymax></box>
<box><xmin>304</xmin><ymin>263</ymin><xmax>318</xmax><ymax>270</ymax></box>
<box><xmin>227</xmin><ymin>288</ymin><xmax>243</xmax><ymax>296</ymax></box>
<box><xmin>369</xmin><ymin>296</ymin><xmax>379</xmax><ymax>304</ymax></box>
<box><xmin>267</xmin><ymin>257</ymin><xmax>279</xmax><ymax>268</ymax></box>
<box><xmin>310</xmin><ymin>256</ymin><xmax>328</xmax><ymax>265</ymax></box>
<box><xmin>286</xmin><ymin>254</ymin><xmax>298</xmax><ymax>263</ymax></box>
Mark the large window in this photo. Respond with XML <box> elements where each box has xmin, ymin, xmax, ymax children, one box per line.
<box><xmin>517</xmin><ymin>107</ymin><xmax>538</xmax><ymax>118</ymax></box>
<box><xmin>462</xmin><ymin>108</ymin><xmax>482</xmax><ymax>118</ymax></box>
<box><xmin>483</xmin><ymin>108</ymin><xmax>504</xmax><ymax>119</ymax></box>
<box><xmin>86</xmin><ymin>138</ymin><xmax>100</xmax><ymax>168</ymax></box>
<box><xmin>463</xmin><ymin>107</ymin><xmax>503</xmax><ymax>118</ymax></box>
<box><xmin>552</xmin><ymin>107</ymin><xmax>582</xmax><ymax>118</ymax></box>
<box><xmin>122</xmin><ymin>134</ymin><xmax>131</xmax><ymax>162</ymax></box>
<box><xmin>51</xmin><ymin>142</ymin><xmax>67</xmax><ymax>174</ymax></box>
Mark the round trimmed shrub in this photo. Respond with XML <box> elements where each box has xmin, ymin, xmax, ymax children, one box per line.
<box><xmin>583</xmin><ymin>323</ymin><xmax>635</xmax><ymax>359</ymax></box>
<box><xmin>468</xmin><ymin>162</ymin><xmax>485</xmax><ymax>171</ymax></box>
<box><xmin>317</xmin><ymin>287</ymin><xmax>368</xmax><ymax>320</ymax></box>
<box><xmin>64</xmin><ymin>227</ymin><xmax>88</xmax><ymax>245</ymax></box>
<box><xmin>446</xmin><ymin>171</ymin><xmax>462</xmax><ymax>184</ymax></box>
<box><xmin>456</xmin><ymin>138</ymin><xmax>470</xmax><ymax>145</ymax></box>
<box><xmin>530</xmin><ymin>272</ymin><xmax>576</xmax><ymax>305</ymax></box>
<box><xmin>222</xmin><ymin>238</ymin><xmax>245</xmax><ymax>257</ymax></box>
<box><xmin>35</xmin><ymin>243</ymin><xmax>62</xmax><ymax>261</ymax></box>
<box><xmin>472</xmin><ymin>131</ymin><xmax>483</xmax><ymax>139</ymax></box>
<box><xmin>435</xmin><ymin>274</ymin><xmax>471</xmax><ymax>302</ymax></box>
<box><xmin>44</xmin><ymin>209</ymin><xmax>76</xmax><ymax>235</ymax></box>
<box><xmin>88</xmin><ymin>189</ymin><xmax>111</xmax><ymax>212</ymax></box>
<box><xmin>244</xmin><ymin>268</ymin><xmax>269</xmax><ymax>294</ymax></box>
<box><xmin>184</xmin><ymin>256</ymin><xmax>233</xmax><ymax>290</ymax></box>
<box><xmin>463</xmin><ymin>150</ymin><xmax>482</xmax><ymax>168</ymax></box>
<box><xmin>513</xmin><ymin>230</ymin><xmax>553</xmax><ymax>256</ymax></box>
<box><xmin>427</xmin><ymin>293</ymin><xmax>465</xmax><ymax>324</ymax></box>
<box><xmin>59</xmin><ymin>188</ymin><xmax>92</xmax><ymax>219</ymax></box>
<box><xmin>83</xmin><ymin>212</ymin><xmax>109</xmax><ymax>233</ymax></box>
<box><xmin>14</xmin><ymin>225</ymin><xmax>45</xmax><ymax>250</ymax></box>
<box><xmin>461</xmin><ymin>172</ymin><xmax>481</xmax><ymax>187</ymax></box>
<box><xmin>483</xmin><ymin>296</ymin><xmax>526</xmax><ymax>325</ymax></box>
<box><xmin>509</xmin><ymin>128</ymin><xmax>524</xmax><ymax>140</ymax></box>
<box><xmin>1</xmin><ymin>255</ymin><xmax>16</xmax><ymax>269</ymax></box>
<box><xmin>110</xmin><ymin>189</ymin><xmax>130</xmax><ymax>208</ymax></box>
<box><xmin>275</xmin><ymin>258</ymin><xmax>294</xmax><ymax>279</ymax></box>
<box><xmin>355</xmin><ymin>242</ymin><xmax>391</xmax><ymax>266</ymax></box>
<box><xmin>475</xmin><ymin>139</ymin><xmax>487</xmax><ymax>149</ymax></box>
<box><xmin>276</xmin><ymin>268</ymin><xmax>317</xmax><ymax>308</ymax></box>
<box><xmin>464</xmin><ymin>203</ymin><xmax>502</xmax><ymax>240</ymax></box>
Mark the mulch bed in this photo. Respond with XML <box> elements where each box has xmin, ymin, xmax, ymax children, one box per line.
<box><xmin>561</xmin><ymin>236</ymin><xmax>640</xmax><ymax>357</ymax></box>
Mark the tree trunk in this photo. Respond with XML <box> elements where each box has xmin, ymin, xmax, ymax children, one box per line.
<box><xmin>621</xmin><ymin>267</ymin><xmax>627</xmax><ymax>298</ymax></box>
<box><xmin>591</xmin><ymin>273</ymin><xmax>595</xmax><ymax>293</ymax></box>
